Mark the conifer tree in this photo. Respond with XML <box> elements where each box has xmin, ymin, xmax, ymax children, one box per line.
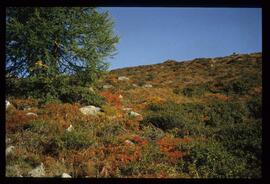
<box><xmin>6</xmin><ymin>7</ymin><xmax>119</xmax><ymax>85</ymax></box>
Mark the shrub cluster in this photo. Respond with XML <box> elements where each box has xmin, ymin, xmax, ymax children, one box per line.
<box><xmin>178</xmin><ymin>139</ymin><xmax>248</xmax><ymax>178</ymax></box>
<box><xmin>6</xmin><ymin>75</ymin><xmax>105</xmax><ymax>106</ymax></box>
<box><xmin>173</xmin><ymin>84</ymin><xmax>209</xmax><ymax>97</ymax></box>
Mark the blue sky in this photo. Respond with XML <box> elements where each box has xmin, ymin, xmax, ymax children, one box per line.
<box><xmin>99</xmin><ymin>8</ymin><xmax>262</xmax><ymax>70</ymax></box>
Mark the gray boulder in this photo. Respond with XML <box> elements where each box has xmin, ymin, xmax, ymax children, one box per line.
<box><xmin>80</xmin><ymin>105</ymin><xmax>101</xmax><ymax>115</ymax></box>
<box><xmin>28</xmin><ymin>163</ymin><xmax>45</xmax><ymax>177</ymax></box>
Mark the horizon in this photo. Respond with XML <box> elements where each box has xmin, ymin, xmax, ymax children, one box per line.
<box><xmin>99</xmin><ymin>8</ymin><xmax>262</xmax><ymax>70</ymax></box>
<box><xmin>108</xmin><ymin>51</ymin><xmax>261</xmax><ymax>71</ymax></box>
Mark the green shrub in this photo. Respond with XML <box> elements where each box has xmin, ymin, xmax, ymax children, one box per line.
<box><xmin>226</xmin><ymin>80</ymin><xmax>250</xmax><ymax>95</ymax></box>
<box><xmin>143</xmin><ymin>112</ymin><xmax>186</xmax><ymax>131</ymax></box>
<box><xmin>213</xmin><ymin>121</ymin><xmax>262</xmax><ymax>177</ymax></box>
<box><xmin>172</xmin><ymin>88</ymin><xmax>182</xmax><ymax>95</ymax></box>
<box><xmin>24</xmin><ymin>121</ymin><xmax>51</xmax><ymax>134</ymax></box>
<box><xmin>210</xmin><ymin>78</ymin><xmax>260</xmax><ymax>96</ymax></box>
<box><xmin>6</xmin><ymin>75</ymin><xmax>105</xmax><ymax>106</ymax></box>
<box><xmin>246</xmin><ymin>96</ymin><xmax>262</xmax><ymax>119</ymax></box>
<box><xmin>178</xmin><ymin>140</ymin><xmax>248</xmax><ymax>178</ymax></box>
<box><xmin>143</xmin><ymin>102</ymin><xmax>205</xmax><ymax>132</ymax></box>
<box><xmin>182</xmin><ymin>88</ymin><xmax>194</xmax><ymax>97</ymax></box>
<box><xmin>58</xmin><ymin>86</ymin><xmax>105</xmax><ymax>106</ymax></box>
<box><xmin>57</xmin><ymin>131</ymin><xmax>94</xmax><ymax>150</ymax></box>
<box><xmin>181</xmin><ymin>84</ymin><xmax>209</xmax><ymax>97</ymax></box>
<box><xmin>204</xmin><ymin>101</ymin><xmax>248</xmax><ymax>127</ymax></box>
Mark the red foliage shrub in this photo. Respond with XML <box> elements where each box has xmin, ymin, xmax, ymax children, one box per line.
<box><xmin>100</xmin><ymin>91</ymin><xmax>122</xmax><ymax>109</ymax></box>
<box><xmin>11</xmin><ymin>98</ymin><xmax>39</xmax><ymax>110</ymax></box>
<box><xmin>6</xmin><ymin>110</ymin><xmax>37</xmax><ymax>132</ymax></box>
<box><xmin>40</xmin><ymin>103</ymin><xmax>81</xmax><ymax>130</ymax></box>
<box><xmin>132</xmin><ymin>135</ymin><xmax>148</xmax><ymax>146</ymax></box>
<box><xmin>156</xmin><ymin>135</ymin><xmax>190</xmax><ymax>162</ymax></box>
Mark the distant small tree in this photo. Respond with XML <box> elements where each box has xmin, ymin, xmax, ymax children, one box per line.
<box><xmin>6</xmin><ymin>7</ymin><xmax>119</xmax><ymax>85</ymax></box>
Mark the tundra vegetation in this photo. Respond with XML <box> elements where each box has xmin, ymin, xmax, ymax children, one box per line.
<box><xmin>6</xmin><ymin>7</ymin><xmax>261</xmax><ymax>178</ymax></box>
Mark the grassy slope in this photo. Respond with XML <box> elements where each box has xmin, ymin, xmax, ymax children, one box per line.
<box><xmin>6</xmin><ymin>52</ymin><xmax>262</xmax><ymax>178</ymax></box>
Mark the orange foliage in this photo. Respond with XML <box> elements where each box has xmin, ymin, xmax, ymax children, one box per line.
<box><xmin>11</xmin><ymin>98</ymin><xmax>39</xmax><ymax>109</ymax></box>
<box><xmin>132</xmin><ymin>135</ymin><xmax>148</xmax><ymax>146</ymax></box>
<box><xmin>204</xmin><ymin>93</ymin><xmax>230</xmax><ymax>101</ymax></box>
<box><xmin>39</xmin><ymin>103</ymin><xmax>81</xmax><ymax>130</ymax></box>
<box><xmin>125</xmin><ymin>120</ymin><xmax>140</xmax><ymax>131</ymax></box>
<box><xmin>6</xmin><ymin>110</ymin><xmax>37</xmax><ymax>132</ymax></box>
<box><xmin>156</xmin><ymin>135</ymin><xmax>192</xmax><ymax>162</ymax></box>
<box><xmin>100</xmin><ymin>91</ymin><xmax>123</xmax><ymax>109</ymax></box>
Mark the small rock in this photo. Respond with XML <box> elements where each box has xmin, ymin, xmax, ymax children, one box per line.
<box><xmin>132</xmin><ymin>84</ymin><xmax>138</xmax><ymax>87</ymax></box>
<box><xmin>211</xmin><ymin>59</ymin><xmax>216</xmax><ymax>63</ymax></box>
<box><xmin>118</xmin><ymin>76</ymin><xmax>129</xmax><ymax>81</ymax></box>
<box><xmin>6</xmin><ymin>100</ymin><xmax>11</xmax><ymax>110</ymax></box>
<box><xmin>119</xmin><ymin>95</ymin><xmax>123</xmax><ymax>99</ymax></box>
<box><xmin>24</xmin><ymin>107</ymin><xmax>32</xmax><ymax>111</ymax></box>
<box><xmin>80</xmin><ymin>105</ymin><xmax>101</xmax><ymax>116</ymax></box>
<box><xmin>100</xmin><ymin>166</ymin><xmax>109</xmax><ymax>177</ymax></box>
<box><xmin>6</xmin><ymin>137</ymin><xmax>11</xmax><ymax>144</ymax></box>
<box><xmin>103</xmin><ymin>84</ymin><xmax>114</xmax><ymax>89</ymax></box>
<box><xmin>143</xmin><ymin>84</ymin><xmax>152</xmax><ymax>88</ymax></box>
<box><xmin>66</xmin><ymin>125</ymin><xmax>74</xmax><ymax>132</ymax></box>
<box><xmin>123</xmin><ymin>107</ymin><xmax>132</xmax><ymax>111</ymax></box>
<box><xmin>61</xmin><ymin>173</ymin><xmax>72</xmax><ymax>178</ymax></box>
<box><xmin>28</xmin><ymin>163</ymin><xmax>45</xmax><ymax>177</ymax></box>
<box><xmin>26</xmin><ymin>112</ymin><xmax>38</xmax><ymax>117</ymax></box>
<box><xmin>6</xmin><ymin>146</ymin><xmax>15</xmax><ymax>156</ymax></box>
<box><xmin>210</xmin><ymin>64</ymin><xmax>214</xmax><ymax>68</ymax></box>
<box><xmin>124</xmin><ymin>140</ymin><xmax>135</xmax><ymax>146</ymax></box>
<box><xmin>129</xmin><ymin>111</ymin><xmax>141</xmax><ymax>117</ymax></box>
<box><xmin>89</xmin><ymin>87</ymin><xmax>95</xmax><ymax>93</ymax></box>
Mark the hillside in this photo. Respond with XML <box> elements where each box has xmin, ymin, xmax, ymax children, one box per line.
<box><xmin>6</xmin><ymin>52</ymin><xmax>262</xmax><ymax>178</ymax></box>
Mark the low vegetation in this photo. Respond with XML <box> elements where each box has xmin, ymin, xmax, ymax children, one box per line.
<box><xmin>6</xmin><ymin>52</ymin><xmax>262</xmax><ymax>178</ymax></box>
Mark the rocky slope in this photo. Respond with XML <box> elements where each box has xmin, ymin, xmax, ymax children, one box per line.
<box><xmin>6</xmin><ymin>52</ymin><xmax>262</xmax><ymax>178</ymax></box>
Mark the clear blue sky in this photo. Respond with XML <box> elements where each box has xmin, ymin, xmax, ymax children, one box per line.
<box><xmin>99</xmin><ymin>8</ymin><xmax>262</xmax><ymax>70</ymax></box>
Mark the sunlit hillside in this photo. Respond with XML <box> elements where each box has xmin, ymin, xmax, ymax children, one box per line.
<box><xmin>6</xmin><ymin>52</ymin><xmax>262</xmax><ymax>178</ymax></box>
